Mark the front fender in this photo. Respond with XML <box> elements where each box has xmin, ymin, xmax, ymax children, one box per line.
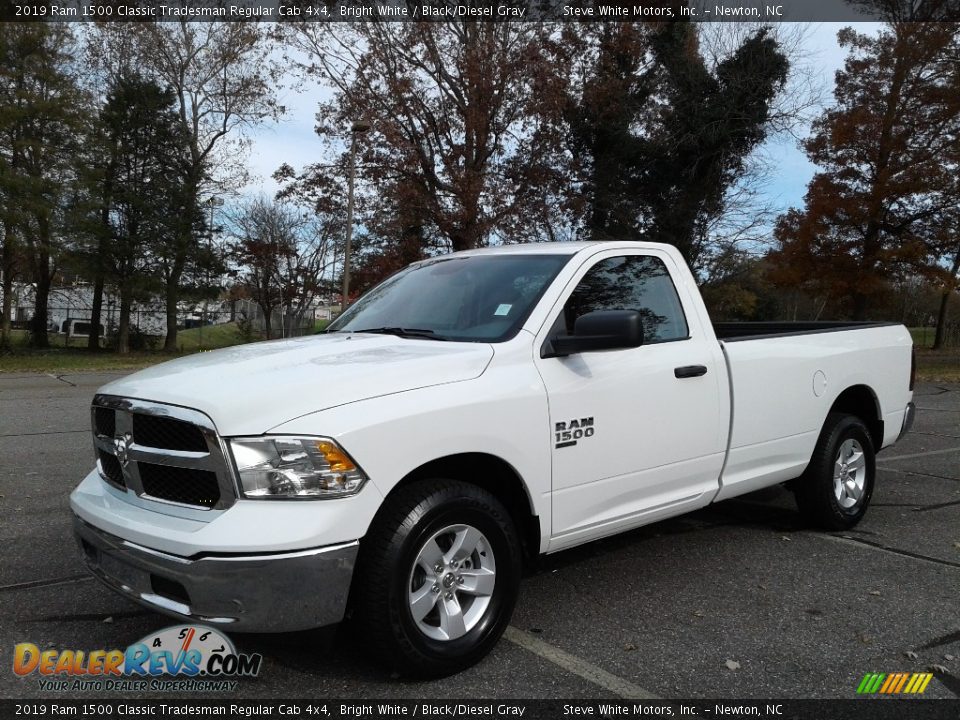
<box><xmin>269</xmin><ymin>360</ymin><xmax>553</xmax><ymax>550</ymax></box>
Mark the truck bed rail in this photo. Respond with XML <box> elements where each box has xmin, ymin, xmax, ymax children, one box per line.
<box><xmin>714</xmin><ymin>321</ymin><xmax>898</xmax><ymax>342</ymax></box>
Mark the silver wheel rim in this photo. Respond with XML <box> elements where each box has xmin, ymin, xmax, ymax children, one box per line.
<box><xmin>833</xmin><ymin>438</ymin><xmax>867</xmax><ymax>509</ymax></box>
<box><xmin>408</xmin><ymin>523</ymin><xmax>497</xmax><ymax>641</ymax></box>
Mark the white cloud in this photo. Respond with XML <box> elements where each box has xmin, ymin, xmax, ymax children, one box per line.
<box><xmin>243</xmin><ymin>68</ymin><xmax>335</xmax><ymax>198</ymax></box>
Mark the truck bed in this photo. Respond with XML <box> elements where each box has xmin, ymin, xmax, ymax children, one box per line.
<box><xmin>713</xmin><ymin>321</ymin><xmax>913</xmax><ymax>502</ymax></box>
<box><xmin>713</xmin><ymin>320</ymin><xmax>899</xmax><ymax>342</ymax></box>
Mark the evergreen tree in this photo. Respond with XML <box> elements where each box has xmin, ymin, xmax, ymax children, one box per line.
<box><xmin>561</xmin><ymin>22</ymin><xmax>789</xmax><ymax>269</ymax></box>
<box><xmin>96</xmin><ymin>76</ymin><xmax>191</xmax><ymax>354</ymax></box>
<box><xmin>0</xmin><ymin>24</ymin><xmax>89</xmax><ymax>347</ymax></box>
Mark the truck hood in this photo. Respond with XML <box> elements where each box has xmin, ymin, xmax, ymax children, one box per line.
<box><xmin>98</xmin><ymin>333</ymin><xmax>494</xmax><ymax>436</ymax></box>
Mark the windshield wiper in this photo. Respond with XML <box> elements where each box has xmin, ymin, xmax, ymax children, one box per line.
<box><xmin>353</xmin><ymin>327</ymin><xmax>448</xmax><ymax>341</ymax></box>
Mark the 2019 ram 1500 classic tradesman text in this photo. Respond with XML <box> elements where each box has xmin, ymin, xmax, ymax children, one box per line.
<box><xmin>71</xmin><ymin>241</ymin><xmax>916</xmax><ymax>676</ymax></box>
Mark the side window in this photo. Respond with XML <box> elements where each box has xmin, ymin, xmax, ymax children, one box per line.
<box><xmin>563</xmin><ymin>255</ymin><xmax>689</xmax><ymax>343</ymax></box>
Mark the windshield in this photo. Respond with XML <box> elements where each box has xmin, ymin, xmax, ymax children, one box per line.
<box><xmin>328</xmin><ymin>254</ymin><xmax>570</xmax><ymax>342</ymax></box>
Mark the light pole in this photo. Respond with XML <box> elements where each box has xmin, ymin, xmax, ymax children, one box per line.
<box><xmin>201</xmin><ymin>197</ymin><xmax>224</xmax><ymax>348</ymax></box>
<box><xmin>341</xmin><ymin>120</ymin><xmax>371</xmax><ymax>311</ymax></box>
<box><xmin>107</xmin><ymin>299</ymin><xmax>116</xmax><ymax>344</ymax></box>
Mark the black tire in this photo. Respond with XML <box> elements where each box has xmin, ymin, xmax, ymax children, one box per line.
<box><xmin>794</xmin><ymin>413</ymin><xmax>876</xmax><ymax>530</ymax></box>
<box><xmin>352</xmin><ymin>479</ymin><xmax>522</xmax><ymax>677</ymax></box>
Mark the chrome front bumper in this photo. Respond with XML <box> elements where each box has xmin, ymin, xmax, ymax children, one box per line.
<box><xmin>73</xmin><ymin>515</ymin><xmax>358</xmax><ymax>632</ymax></box>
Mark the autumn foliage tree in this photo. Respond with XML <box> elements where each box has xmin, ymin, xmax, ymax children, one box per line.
<box><xmin>770</xmin><ymin>19</ymin><xmax>960</xmax><ymax>321</ymax></box>
<box><xmin>280</xmin><ymin>19</ymin><xmax>796</xmax><ymax>294</ymax></box>
<box><xmin>283</xmin><ymin>21</ymin><xmax>559</xmax><ymax>262</ymax></box>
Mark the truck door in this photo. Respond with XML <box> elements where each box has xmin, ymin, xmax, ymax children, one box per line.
<box><xmin>534</xmin><ymin>249</ymin><xmax>727</xmax><ymax>549</ymax></box>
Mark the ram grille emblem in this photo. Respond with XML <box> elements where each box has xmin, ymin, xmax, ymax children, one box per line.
<box><xmin>114</xmin><ymin>433</ymin><xmax>133</xmax><ymax>468</ymax></box>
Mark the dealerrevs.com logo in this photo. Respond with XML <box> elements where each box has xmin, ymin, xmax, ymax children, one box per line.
<box><xmin>13</xmin><ymin>625</ymin><xmax>262</xmax><ymax>692</ymax></box>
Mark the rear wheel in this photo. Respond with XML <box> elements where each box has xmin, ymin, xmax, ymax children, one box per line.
<box><xmin>794</xmin><ymin>413</ymin><xmax>876</xmax><ymax>530</ymax></box>
<box><xmin>353</xmin><ymin>479</ymin><xmax>521</xmax><ymax>677</ymax></box>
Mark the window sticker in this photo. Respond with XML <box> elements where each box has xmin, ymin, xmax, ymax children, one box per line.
<box><xmin>494</xmin><ymin>304</ymin><xmax>512</xmax><ymax>316</ymax></box>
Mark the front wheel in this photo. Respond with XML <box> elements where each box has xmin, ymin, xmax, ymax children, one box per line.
<box><xmin>352</xmin><ymin>479</ymin><xmax>522</xmax><ymax>677</ymax></box>
<box><xmin>794</xmin><ymin>413</ymin><xmax>876</xmax><ymax>530</ymax></box>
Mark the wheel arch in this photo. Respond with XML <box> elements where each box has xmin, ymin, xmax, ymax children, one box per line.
<box><xmin>828</xmin><ymin>384</ymin><xmax>883</xmax><ymax>450</ymax></box>
<box><xmin>381</xmin><ymin>452</ymin><xmax>541</xmax><ymax>564</ymax></box>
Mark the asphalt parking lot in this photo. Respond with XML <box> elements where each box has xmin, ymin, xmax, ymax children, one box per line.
<box><xmin>1</xmin><ymin>371</ymin><xmax>958</xmax><ymax>701</ymax></box>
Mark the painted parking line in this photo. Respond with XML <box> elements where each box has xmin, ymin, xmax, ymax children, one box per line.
<box><xmin>877</xmin><ymin>446</ymin><xmax>960</xmax><ymax>464</ymax></box>
<box><xmin>0</xmin><ymin>429</ymin><xmax>88</xmax><ymax>438</ymax></box>
<box><xmin>504</xmin><ymin>626</ymin><xmax>658</xmax><ymax>700</ymax></box>
<box><xmin>0</xmin><ymin>574</ymin><xmax>94</xmax><ymax>593</ymax></box>
<box><xmin>45</xmin><ymin>373</ymin><xmax>77</xmax><ymax>387</ymax></box>
<box><xmin>811</xmin><ymin>534</ymin><xmax>960</xmax><ymax>570</ymax></box>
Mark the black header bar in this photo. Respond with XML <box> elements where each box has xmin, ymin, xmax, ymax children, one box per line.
<box><xmin>3</xmin><ymin>699</ymin><xmax>960</xmax><ymax>720</ymax></box>
<box><xmin>2</xmin><ymin>0</ymin><xmax>960</xmax><ymax>23</ymax></box>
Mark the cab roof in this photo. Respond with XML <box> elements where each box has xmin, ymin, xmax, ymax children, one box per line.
<box><xmin>448</xmin><ymin>241</ymin><xmax>671</xmax><ymax>257</ymax></box>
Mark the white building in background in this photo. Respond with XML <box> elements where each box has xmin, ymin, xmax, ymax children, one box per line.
<box><xmin>9</xmin><ymin>283</ymin><xmax>233</xmax><ymax>336</ymax></box>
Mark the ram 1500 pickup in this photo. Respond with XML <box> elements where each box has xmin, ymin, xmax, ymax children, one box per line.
<box><xmin>71</xmin><ymin>241</ymin><xmax>916</xmax><ymax>676</ymax></box>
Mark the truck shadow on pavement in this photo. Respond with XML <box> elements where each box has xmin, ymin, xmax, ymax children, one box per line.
<box><xmin>530</xmin><ymin>484</ymin><xmax>807</xmax><ymax>578</ymax></box>
<box><xmin>226</xmin><ymin>490</ymin><xmax>807</xmax><ymax>683</ymax></box>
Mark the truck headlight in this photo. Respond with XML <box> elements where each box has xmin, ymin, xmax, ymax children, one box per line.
<box><xmin>229</xmin><ymin>436</ymin><xmax>368</xmax><ymax>499</ymax></box>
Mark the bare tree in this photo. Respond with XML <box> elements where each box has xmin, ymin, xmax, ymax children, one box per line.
<box><xmin>90</xmin><ymin>22</ymin><xmax>281</xmax><ymax>350</ymax></box>
<box><xmin>229</xmin><ymin>197</ymin><xmax>336</xmax><ymax>340</ymax></box>
<box><xmin>697</xmin><ymin>22</ymin><xmax>823</xmax><ymax>138</ymax></box>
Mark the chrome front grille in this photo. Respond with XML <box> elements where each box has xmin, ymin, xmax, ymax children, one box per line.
<box><xmin>138</xmin><ymin>463</ymin><xmax>220</xmax><ymax>507</ymax></box>
<box><xmin>97</xmin><ymin>449</ymin><xmax>125</xmax><ymax>487</ymax></box>
<box><xmin>90</xmin><ymin>395</ymin><xmax>235</xmax><ymax>511</ymax></box>
<box><xmin>94</xmin><ymin>406</ymin><xmax>116</xmax><ymax>438</ymax></box>
<box><xmin>132</xmin><ymin>414</ymin><xmax>208</xmax><ymax>452</ymax></box>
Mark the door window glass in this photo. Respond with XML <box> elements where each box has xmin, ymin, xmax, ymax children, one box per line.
<box><xmin>563</xmin><ymin>255</ymin><xmax>689</xmax><ymax>342</ymax></box>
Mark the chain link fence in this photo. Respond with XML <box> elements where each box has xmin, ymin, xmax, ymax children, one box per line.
<box><xmin>232</xmin><ymin>299</ymin><xmax>331</xmax><ymax>340</ymax></box>
<box><xmin>913</xmin><ymin>322</ymin><xmax>960</xmax><ymax>349</ymax></box>
<box><xmin>11</xmin><ymin>300</ymin><xmax>331</xmax><ymax>347</ymax></box>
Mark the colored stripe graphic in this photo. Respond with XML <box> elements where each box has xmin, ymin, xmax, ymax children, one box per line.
<box><xmin>892</xmin><ymin>673</ymin><xmax>909</xmax><ymax>693</ymax></box>
<box><xmin>892</xmin><ymin>673</ymin><xmax>907</xmax><ymax>693</ymax></box>
<box><xmin>857</xmin><ymin>672</ymin><xmax>933</xmax><ymax>694</ymax></box>
<box><xmin>857</xmin><ymin>673</ymin><xmax>885</xmax><ymax>693</ymax></box>
<box><xmin>879</xmin><ymin>674</ymin><xmax>897</xmax><ymax>693</ymax></box>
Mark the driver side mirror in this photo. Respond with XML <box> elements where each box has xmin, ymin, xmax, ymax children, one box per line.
<box><xmin>543</xmin><ymin>310</ymin><xmax>644</xmax><ymax>358</ymax></box>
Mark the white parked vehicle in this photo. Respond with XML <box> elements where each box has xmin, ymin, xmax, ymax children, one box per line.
<box><xmin>59</xmin><ymin>319</ymin><xmax>105</xmax><ymax>338</ymax></box>
<box><xmin>71</xmin><ymin>241</ymin><xmax>915</xmax><ymax>676</ymax></box>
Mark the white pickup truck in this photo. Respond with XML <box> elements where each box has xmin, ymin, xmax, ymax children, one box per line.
<box><xmin>71</xmin><ymin>241</ymin><xmax>916</xmax><ymax>676</ymax></box>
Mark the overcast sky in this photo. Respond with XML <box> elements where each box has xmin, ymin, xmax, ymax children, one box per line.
<box><xmin>241</xmin><ymin>22</ymin><xmax>881</xmax><ymax>223</ymax></box>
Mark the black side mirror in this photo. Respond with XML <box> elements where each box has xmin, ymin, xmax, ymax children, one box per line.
<box><xmin>544</xmin><ymin>310</ymin><xmax>644</xmax><ymax>358</ymax></box>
